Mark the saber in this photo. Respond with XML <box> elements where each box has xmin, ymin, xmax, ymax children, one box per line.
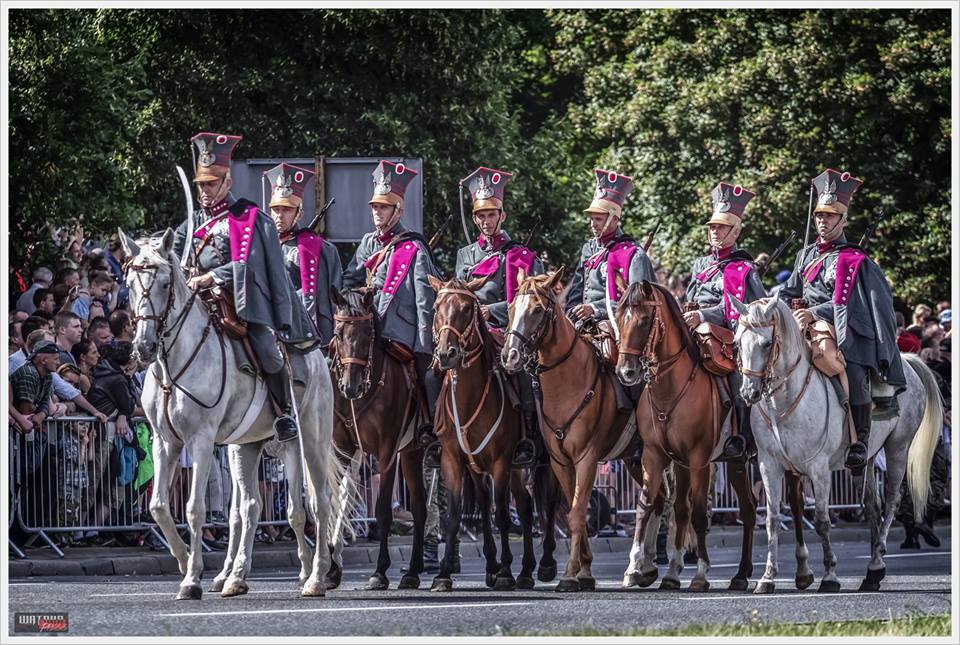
<box><xmin>176</xmin><ymin>165</ymin><xmax>195</xmax><ymax>269</ymax></box>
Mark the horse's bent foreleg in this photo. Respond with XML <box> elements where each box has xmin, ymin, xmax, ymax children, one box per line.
<box><xmin>149</xmin><ymin>436</ymin><xmax>188</xmax><ymax>576</ymax></box>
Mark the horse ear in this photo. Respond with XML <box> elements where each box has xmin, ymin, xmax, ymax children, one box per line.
<box><xmin>729</xmin><ymin>293</ymin><xmax>749</xmax><ymax>316</ymax></box>
<box><xmin>360</xmin><ymin>287</ymin><xmax>375</xmax><ymax>309</ymax></box>
<box><xmin>159</xmin><ymin>227</ymin><xmax>175</xmax><ymax>256</ymax></box>
<box><xmin>641</xmin><ymin>280</ymin><xmax>654</xmax><ymax>298</ymax></box>
<box><xmin>544</xmin><ymin>266</ymin><xmax>565</xmax><ymax>291</ymax></box>
<box><xmin>330</xmin><ymin>285</ymin><xmax>346</xmax><ymax>308</ymax></box>
<box><xmin>466</xmin><ymin>275</ymin><xmax>488</xmax><ymax>292</ymax></box>
<box><xmin>516</xmin><ymin>265</ymin><xmax>527</xmax><ymax>286</ymax></box>
<box><xmin>761</xmin><ymin>294</ymin><xmax>780</xmax><ymax>318</ymax></box>
<box><xmin>118</xmin><ymin>228</ymin><xmax>139</xmax><ymax>259</ymax></box>
<box><xmin>614</xmin><ymin>271</ymin><xmax>628</xmax><ymax>293</ymax></box>
<box><xmin>427</xmin><ymin>274</ymin><xmax>445</xmax><ymax>293</ymax></box>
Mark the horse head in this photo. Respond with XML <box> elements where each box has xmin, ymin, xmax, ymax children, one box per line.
<box><xmin>429</xmin><ymin>275</ymin><xmax>486</xmax><ymax>371</ymax></box>
<box><xmin>119</xmin><ymin>227</ymin><xmax>183</xmax><ymax>363</ymax></box>
<box><xmin>732</xmin><ymin>293</ymin><xmax>787</xmax><ymax>404</ymax></box>
<box><xmin>501</xmin><ymin>268</ymin><xmax>565</xmax><ymax>374</ymax></box>
<box><xmin>330</xmin><ymin>286</ymin><xmax>378</xmax><ymax>400</ymax></box>
<box><xmin>614</xmin><ymin>280</ymin><xmax>662</xmax><ymax>385</ymax></box>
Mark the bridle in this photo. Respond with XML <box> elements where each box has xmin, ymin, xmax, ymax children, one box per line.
<box><xmin>331</xmin><ymin>310</ymin><xmax>378</xmax><ymax>400</ymax></box>
<box><xmin>505</xmin><ymin>287</ymin><xmax>575</xmax><ymax>373</ymax></box>
<box><xmin>618</xmin><ymin>296</ymin><xmax>686</xmax><ymax>383</ymax></box>
<box><xmin>737</xmin><ymin>308</ymin><xmax>803</xmax><ymax>400</ymax></box>
<box><xmin>433</xmin><ymin>287</ymin><xmax>485</xmax><ymax>369</ymax></box>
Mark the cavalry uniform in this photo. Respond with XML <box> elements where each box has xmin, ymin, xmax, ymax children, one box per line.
<box><xmin>565</xmin><ymin>170</ymin><xmax>656</xmax><ymax>324</ymax></box>
<box><xmin>172</xmin><ymin>132</ymin><xmax>318</xmax><ymax>442</ymax></box>
<box><xmin>781</xmin><ymin>168</ymin><xmax>906</xmax><ymax>471</ymax></box>
<box><xmin>684</xmin><ymin>182</ymin><xmax>766</xmax><ymax>461</ymax></box>
<box><xmin>264</xmin><ymin>163</ymin><xmax>343</xmax><ymax>348</ymax></box>
<box><xmin>342</xmin><ymin>161</ymin><xmax>441</xmax><ymax>429</ymax></box>
<box><xmin>453</xmin><ymin>166</ymin><xmax>544</xmax><ymax>466</ymax></box>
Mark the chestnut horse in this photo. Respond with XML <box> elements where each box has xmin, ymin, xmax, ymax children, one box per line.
<box><xmin>428</xmin><ymin>276</ymin><xmax>556</xmax><ymax>591</ymax></box>
<box><xmin>615</xmin><ymin>281</ymin><xmax>756</xmax><ymax>592</ymax></box>
<box><xmin>502</xmin><ymin>270</ymin><xmax>643</xmax><ymax>593</ymax></box>
<box><xmin>326</xmin><ymin>287</ymin><xmax>428</xmax><ymax>591</ymax></box>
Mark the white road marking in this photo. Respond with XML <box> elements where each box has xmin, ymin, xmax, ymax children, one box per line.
<box><xmin>855</xmin><ymin>551</ymin><xmax>950</xmax><ymax>559</ymax></box>
<box><xmin>157</xmin><ymin>601</ymin><xmax>535</xmax><ymax>618</ymax></box>
<box><xmin>679</xmin><ymin>591</ymin><xmax>882</xmax><ymax>601</ymax></box>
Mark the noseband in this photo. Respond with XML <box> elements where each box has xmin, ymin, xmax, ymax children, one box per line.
<box><xmin>618</xmin><ymin>299</ymin><xmax>680</xmax><ymax>382</ymax></box>
<box><xmin>434</xmin><ymin>288</ymin><xmax>484</xmax><ymax>368</ymax></box>
<box><xmin>504</xmin><ymin>289</ymin><xmax>562</xmax><ymax>372</ymax></box>
<box><xmin>126</xmin><ymin>261</ymin><xmax>177</xmax><ymax>337</ymax></box>
<box><xmin>737</xmin><ymin>311</ymin><xmax>800</xmax><ymax>398</ymax></box>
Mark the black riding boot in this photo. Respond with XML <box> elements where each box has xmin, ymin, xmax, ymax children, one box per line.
<box><xmin>900</xmin><ymin>517</ymin><xmax>921</xmax><ymax>549</ymax></box>
<box><xmin>512</xmin><ymin>412</ymin><xmax>538</xmax><ymax>467</ymax></box>
<box><xmin>265</xmin><ymin>371</ymin><xmax>298</xmax><ymax>442</ymax></box>
<box><xmin>845</xmin><ymin>403</ymin><xmax>871</xmax><ymax>473</ymax></box>
<box><xmin>423</xmin><ymin>441</ymin><xmax>442</xmax><ymax>469</ymax></box>
<box><xmin>916</xmin><ymin>511</ymin><xmax>941</xmax><ymax>548</ymax></box>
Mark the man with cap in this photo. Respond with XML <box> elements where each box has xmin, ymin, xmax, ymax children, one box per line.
<box><xmin>450</xmin><ymin>166</ymin><xmax>544</xmax><ymax>466</ymax></box>
<box><xmin>172</xmin><ymin>132</ymin><xmax>320</xmax><ymax>443</ymax></box>
<box><xmin>781</xmin><ymin>168</ymin><xmax>906</xmax><ymax>472</ymax></box>
<box><xmin>682</xmin><ymin>182</ymin><xmax>767</xmax><ymax>462</ymax></box>
<box><xmin>10</xmin><ymin>340</ymin><xmax>60</xmax><ymax>426</ymax></box>
<box><xmin>565</xmin><ymin>169</ymin><xmax>656</xmax><ymax>330</ymax></box>
<box><xmin>342</xmin><ymin>160</ymin><xmax>441</xmax><ymax>446</ymax></box>
<box><xmin>265</xmin><ymin>163</ymin><xmax>343</xmax><ymax>349</ymax></box>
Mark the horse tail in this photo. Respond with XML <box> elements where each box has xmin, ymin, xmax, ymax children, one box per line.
<box><xmin>327</xmin><ymin>446</ymin><xmax>362</xmax><ymax>545</ymax></box>
<box><xmin>902</xmin><ymin>353</ymin><xmax>943</xmax><ymax>519</ymax></box>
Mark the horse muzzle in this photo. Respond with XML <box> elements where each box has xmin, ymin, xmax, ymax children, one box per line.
<box><xmin>500</xmin><ymin>345</ymin><xmax>524</xmax><ymax>374</ymax></box>
<box><xmin>617</xmin><ymin>364</ymin><xmax>642</xmax><ymax>387</ymax></box>
<box><xmin>740</xmin><ymin>381</ymin><xmax>762</xmax><ymax>405</ymax></box>
<box><xmin>436</xmin><ymin>344</ymin><xmax>461</xmax><ymax>371</ymax></box>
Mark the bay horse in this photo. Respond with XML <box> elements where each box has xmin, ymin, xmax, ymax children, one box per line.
<box><xmin>120</xmin><ymin>229</ymin><xmax>343</xmax><ymax>600</ymax></box>
<box><xmin>614</xmin><ymin>280</ymin><xmax>757</xmax><ymax>592</ymax></box>
<box><xmin>732</xmin><ymin>295</ymin><xmax>943</xmax><ymax>593</ymax></box>
<box><xmin>501</xmin><ymin>270</ymin><xmax>643</xmax><ymax>593</ymax></box>
<box><xmin>326</xmin><ymin>287</ymin><xmax>428</xmax><ymax>591</ymax></box>
<box><xmin>427</xmin><ymin>275</ymin><xmax>556</xmax><ymax>592</ymax></box>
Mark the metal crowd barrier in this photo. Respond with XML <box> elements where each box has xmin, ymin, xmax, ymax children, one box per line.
<box><xmin>9</xmin><ymin>415</ymin><xmax>893</xmax><ymax>558</ymax></box>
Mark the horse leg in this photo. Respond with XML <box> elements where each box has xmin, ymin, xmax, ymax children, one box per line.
<box><xmin>474</xmin><ymin>471</ymin><xmax>500</xmax><ymax>589</ymax></box>
<box><xmin>324</xmin><ymin>452</ymin><xmax>355</xmax><ymax>591</ymax></box>
<box><xmin>398</xmin><ymin>451</ymin><xmax>427</xmax><ymax>590</ymax></box>
<box><xmin>281</xmin><ymin>442</ymin><xmax>311</xmax><ymax>590</ymax></box>
<box><xmin>536</xmin><ymin>466</ymin><xmax>560</xmax><ymax>583</ymax></box>
<box><xmin>625</xmin><ymin>453</ymin><xmax>667</xmax><ymax>588</ymax></box>
<box><xmin>571</xmin><ymin>458</ymin><xmax>599</xmax><ymax>591</ymax></box>
<box><xmin>726</xmin><ymin>460</ymin><xmax>756</xmax><ymax>590</ymax></box>
<box><xmin>221</xmin><ymin>442</ymin><xmax>264</xmax><ymax>598</ymax></box>
<box><xmin>492</xmin><ymin>463</ymin><xmax>516</xmax><ymax>590</ymax></box>
<box><xmin>366</xmin><ymin>457</ymin><xmax>398</xmax><ymax>591</ymax></box>
<box><xmin>176</xmin><ymin>437</ymin><xmax>216</xmax><ymax>600</ymax></box>
<box><xmin>662</xmin><ymin>466</ymin><xmax>690</xmax><ymax>590</ymax></box>
<box><xmin>149</xmin><ymin>436</ymin><xmax>188</xmax><ymax>577</ymax></box>
<box><xmin>511</xmin><ymin>469</ymin><xmax>536</xmax><ymax>589</ymax></box>
<box><xmin>431</xmin><ymin>445</ymin><xmax>464</xmax><ymax>592</ymax></box>
<box><xmin>687</xmin><ymin>464</ymin><xmax>712</xmax><ymax>592</ymax></box>
<box><xmin>785</xmin><ymin>471</ymin><xmax>813</xmax><ymax>590</ymax></box>
<box><xmin>866</xmin><ymin>435</ymin><xmax>909</xmax><ymax>591</ymax></box>
<box><xmin>299</xmin><ymin>394</ymin><xmax>334</xmax><ymax>598</ymax></box>
<box><xmin>858</xmin><ymin>456</ymin><xmax>885</xmax><ymax>591</ymax></box>
<box><xmin>754</xmin><ymin>459</ymin><xmax>784</xmax><ymax>595</ymax></box>
<box><xmin>211</xmin><ymin>465</ymin><xmax>242</xmax><ymax>593</ymax></box>
<box><xmin>811</xmin><ymin>465</ymin><xmax>840</xmax><ymax>593</ymax></box>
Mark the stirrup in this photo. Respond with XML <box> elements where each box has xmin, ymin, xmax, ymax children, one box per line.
<box><xmin>275</xmin><ymin>415</ymin><xmax>299</xmax><ymax>443</ymax></box>
<box><xmin>714</xmin><ymin>436</ymin><xmax>747</xmax><ymax>463</ymax></box>
<box><xmin>416</xmin><ymin>424</ymin><xmax>437</xmax><ymax>448</ymax></box>
<box><xmin>845</xmin><ymin>442</ymin><xmax>867</xmax><ymax>473</ymax></box>
<box><xmin>423</xmin><ymin>441</ymin><xmax>441</xmax><ymax>469</ymax></box>
<box><xmin>511</xmin><ymin>439</ymin><xmax>536</xmax><ymax>467</ymax></box>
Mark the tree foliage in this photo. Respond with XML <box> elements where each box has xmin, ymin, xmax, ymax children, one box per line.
<box><xmin>8</xmin><ymin>8</ymin><xmax>951</xmax><ymax>307</ymax></box>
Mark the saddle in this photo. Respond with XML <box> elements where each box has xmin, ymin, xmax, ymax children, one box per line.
<box><xmin>578</xmin><ymin>319</ymin><xmax>619</xmax><ymax>367</ymax></box>
<box><xmin>682</xmin><ymin>302</ymin><xmax>736</xmax><ymax>376</ymax></box>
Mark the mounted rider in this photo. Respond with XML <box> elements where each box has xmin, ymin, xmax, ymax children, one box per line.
<box><xmin>682</xmin><ymin>181</ymin><xmax>766</xmax><ymax>462</ymax></box>
<box><xmin>341</xmin><ymin>160</ymin><xmax>441</xmax><ymax>447</ymax></box>
<box><xmin>449</xmin><ymin>166</ymin><xmax>544</xmax><ymax>467</ymax></box>
<box><xmin>565</xmin><ymin>169</ymin><xmax>656</xmax><ymax>364</ymax></box>
<box><xmin>781</xmin><ymin>168</ymin><xmax>906</xmax><ymax>473</ymax></box>
<box><xmin>172</xmin><ymin>132</ymin><xmax>319</xmax><ymax>443</ymax></box>
<box><xmin>264</xmin><ymin>162</ymin><xmax>343</xmax><ymax>349</ymax></box>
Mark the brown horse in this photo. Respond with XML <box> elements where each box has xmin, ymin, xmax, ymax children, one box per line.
<box><xmin>326</xmin><ymin>287</ymin><xmax>428</xmax><ymax>591</ymax></box>
<box><xmin>501</xmin><ymin>270</ymin><xmax>643</xmax><ymax>592</ymax></box>
<box><xmin>427</xmin><ymin>275</ymin><xmax>554</xmax><ymax>591</ymax></box>
<box><xmin>614</xmin><ymin>281</ymin><xmax>756</xmax><ymax>591</ymax></box>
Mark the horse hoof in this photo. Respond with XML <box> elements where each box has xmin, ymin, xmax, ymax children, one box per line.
<box><xmin>577</xmin><ymin>576</ymin><xmax>596</xmax><ymax>592</ymax></box>
<box><xmin>728</xmin><ymin>577</ymin><xmax>749</xmax><ymax>591</ymax></box>
<box><xmin>688</xmin><ymin>578</ymin><xmax>710</xmax><ymax>592</ymax></box>
<box><xmin>754</xmin><ymin>580</ymin><xmax>776</xmax><ymax>595</ymax></box>
<box><xmin>818</xmin><ymin>579</ymin><xmax>841</xmax><ymax>593</ymax></box>
<box><xmin>659</xmin><ymin>578</ymin><xmax>681</xmax><ymax>590</ymax></box>
<box><xmin>324</xmin><ymin>563</ymin><xmax>342</xmax><ymax>590</ymax></box>
<box><xmin>209</xmin><ymin>578</ymin><xmax>225</xmax><ymax>593</ymax></box>
<box><xmin>431</xmin><ymin>577</ymin><xmax>453</xmax><ymax>592</ymax></box>
<box><xmin>485</xmin><ymin>573</ymin><xmax>497</xmax><ymax>589</ymax></box>
<box><xmin>494</xmin><ymin>576</ymin><xmax>516</xmax><ymax>591</ymax></box>
<box><xmin>516</xmin><ymin>576</ymin><xmax>535</xmax><ymax>590</ymax></box>
<box><xmin>398</xmin><ymin>574</ymin><xmax>420</xmax><ymax>590</ymax></box>
<box><xmin>221</xmin><ymin>579</ymin><xmax>249</xmax><ymax>597</ymax></box>
<box><xmin>537</xmin><ymin>563</ymin><xmax>557</xmax><ymax>583</ymax></box>
<box><xmin>301</xmin><ymin>579</ymin><xmax>326</xmax><ymax>597</ymax></box>
<box><xmin>555</xmin><ymin>577</ymin><xmax>581</xmax><ymax>593</ymax></box>
<box><xmin>365</xmin><ymin>574</ymin><xmax>389</xmax><ymax>591</ymax></box>
<box><xmin>859</xmin><ymin>568</ymin><xmax>885</xmax><ymax>592</ymax></box>
<box><xmin>796</xmin><ymin>572</ymin><xmax>815</xmax><ymax>590</ymax></box>
<box><xmin>175</xmin><ymin>585</ymin><xmax>203</xmax><ymax>601</ymax></box>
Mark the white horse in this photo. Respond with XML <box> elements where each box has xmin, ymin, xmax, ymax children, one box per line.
<box><xmin>120</xmin><ymin>228</ymin><xmax>346</xmax><ymax>599</ymax></box>
<box><xmin>732</xmin><ymin>295</ymin><xmax>942</xmax><ymax>594</ymax></box>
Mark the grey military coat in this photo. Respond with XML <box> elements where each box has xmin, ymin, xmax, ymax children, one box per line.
<box><xmin>684</xmin><ymin>246</ymin><xmax>767</xmax><ymax>329</ymax></box>
<box><xmin>280</xmin><ymin>230</ymin><xmax>343</xmax><ymax>347</ymax></box>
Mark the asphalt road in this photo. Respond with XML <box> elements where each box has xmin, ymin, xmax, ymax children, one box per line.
<box><xmin>7</xmin><ymin>538</ymin><xmax>952</xmax><ymax>637</ymax></box>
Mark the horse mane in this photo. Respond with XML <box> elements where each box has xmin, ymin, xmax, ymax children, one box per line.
<box><xmin>620</xmin><ymin>282</ymin><xmax>699</xmax><ymax>365</ymax></box>
<box><xmin>744</xmin><ymin>296</ymin><xmax>806</xmax><ymax>357</ymax></box>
